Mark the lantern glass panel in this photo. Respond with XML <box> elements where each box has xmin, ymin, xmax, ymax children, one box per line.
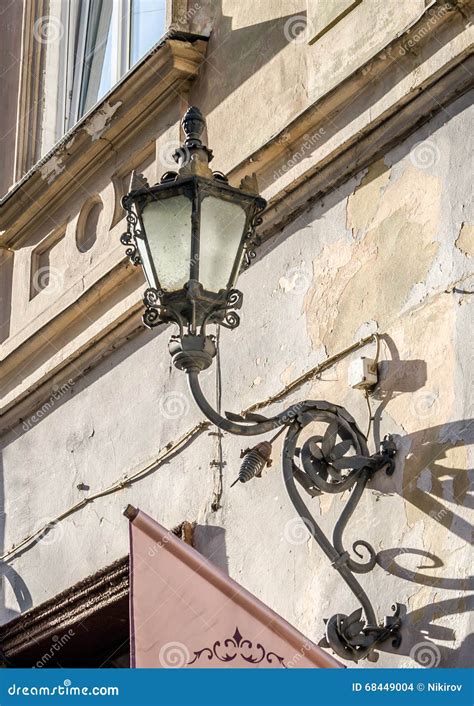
<box><xmin>141</xmin><ymin>195</ymin><xmax>192</xmax><ymax>291</ymax></box>
<box><xmin>199</xmin><ymin>195</ymin><xmax>247</xmax><ymax>292</ymax></box>
<box><xmin>135</xmin><ymin>228</ymin><xmax>156</xmax><ymax>289</ymax></box>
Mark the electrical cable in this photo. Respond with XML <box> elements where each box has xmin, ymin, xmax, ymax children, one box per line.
<box><xmin>2</xmin><ymin>333</ymin><xmax>381</xmax><ymax>563</ymax></box>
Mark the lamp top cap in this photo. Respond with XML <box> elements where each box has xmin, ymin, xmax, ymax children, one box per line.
<box><xmin>182</xmin><ymin>106</ymin><xmax>206</xmax><ymax>143</ymax></box>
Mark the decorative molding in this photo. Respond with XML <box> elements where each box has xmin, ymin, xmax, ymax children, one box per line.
<box><xmin>0</xmin><ymin>37</ymin><xmax>209</xmax><ymax>246</ymax></box>
<box><xmin>0</xmin><ymin>558</ymin><xmax>128</xmax><ymax>660</ymax></box>
<box><xmin>110</xmin><ymin>140</ymin><xmax>156</xmax><ymax>229</ymax></box>
<box><xmin>0</xmin><ymin>2</ymin><xmax>471</xmax><ymax>434</ymax></box>
<box><xmin>75</xmin><ymin>195</ymin><xmax>103</xmax><ymax>253</ymax></box>
<box><xmin>228</xmin><ymin>1</ymin><xmax>473</xmax><ymax>241</ymax></box>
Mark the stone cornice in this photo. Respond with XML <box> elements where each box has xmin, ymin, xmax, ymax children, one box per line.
<box><xmin>228</xmin><ymin>0</ymin><xmax>473</xmax><ymax>238</ymax></box>
<box><xmin>0</xmin><ymin>36</ymin><xmax>209</xmax><ymax>246</ymax></box>
<box><xmin>0</xmin><ymin>1</ymin><xmax>472</xmax><ymax>434</ymax></box>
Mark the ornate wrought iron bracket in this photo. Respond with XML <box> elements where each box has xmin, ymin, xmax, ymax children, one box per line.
<box><xmin>119</xmin><ymin>105</ymin><xmax>402</xmax><ymax>663</ymax></box>
<box><xmin>178</xmin><ymin>352</ymin><xmax>402</xmax><ymax>663</ymax></box>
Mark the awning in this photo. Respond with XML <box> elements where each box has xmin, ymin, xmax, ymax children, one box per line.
<box><xmin>126</xmin><ymin>506</ymin><xmax>342</xmax><ymax>668</ymax></box>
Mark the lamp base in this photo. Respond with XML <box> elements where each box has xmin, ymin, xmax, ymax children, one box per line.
<box><xmin>169</xmin><ymin>334</ymin><xmax>217</xmax><ymax>372</ymax></box>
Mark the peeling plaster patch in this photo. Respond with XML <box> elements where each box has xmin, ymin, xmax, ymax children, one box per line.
<box><xmin>280</xmin><ymin>362</ymin><xmax>295</xmax><ymax>386</ymax></box>
<box><xmin>387</xmin><ymin>296</ymin><xmax>454</xmax><ymax>431</ymax></box>
<box><xmin>40</xmin><ymin>154</ymin><xmax>65</xmax><ymax>184</ymax></box>
<box><xmin>307</xmin><ymin>212</ymin><xmax>439</xmax><ymax>350</ymax></box>
<box><xmin>83</xmin><ymin>101</ymin><xmax>122</xmax><ymax>141</ymax></box>
<box><xmin>346</xmin><ymin>159</ymin><xmax>391</xmax><ymax>235</ymax></box>
<box><xmin>455</xmin><ymin>222</ymin><xmax>474</xmax><ymax>257</ymax></box>
<box><xmin>305</xmin><ymin>165</ymin><xmax>441</xmax><ymax>351</ymax></box>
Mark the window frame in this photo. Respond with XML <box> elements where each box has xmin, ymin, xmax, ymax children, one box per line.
<box><xmin>13</xmin><ymin>0</ymin><xmax>178</xmax><ymax>182</ymax></box>
<box><xmin>66</xmin><ymin>0</ymin><xmax>159</xmax><ymax>132</ymax></box>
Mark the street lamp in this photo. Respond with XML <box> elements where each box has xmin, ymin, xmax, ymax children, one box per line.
<box><xmin>121</xmin><ymin>107</ymin><xmax>401</xmax><ymax>662</ymax></box>
<box><xmin>121</xmin><ymin>106</ymin><xmax>265</xmax><ymax>343</ymax></box>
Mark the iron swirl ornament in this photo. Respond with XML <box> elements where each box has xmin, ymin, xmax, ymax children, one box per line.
<box><xmin>120</xmin><ymin>208</ymin><xmax>141</xmax><ymax>266</ymax></box>
<box><xmin>285</xmin><ymin>404</ymin><xmax>379</xmax><ymax>564</ymax></box>
<box><xmin>278</xmin><ymin>401</ymin><xmax>401</xmax><ymax>661</ymax></box>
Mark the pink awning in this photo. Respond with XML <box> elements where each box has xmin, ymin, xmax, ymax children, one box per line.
<box><xmin>127</xmin><ymin>507</ymin><xmax>342</xmax><ymax>668</ymax></box>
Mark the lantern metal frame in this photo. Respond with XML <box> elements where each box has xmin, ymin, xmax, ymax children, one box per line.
<box><xmin>120</xmin><ymin>106</ymin><xmax>402</xmax><ymax>663</ymax></box>
<box><xmin>121</xmin><ymin>107</ymin><xmax>266</xmax><ymax>336</ymax></box>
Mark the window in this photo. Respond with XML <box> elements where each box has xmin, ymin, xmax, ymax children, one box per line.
<box><xmin>65</xmin><ymin>0</ymin><xmax>166</xmax><ymax>131</ymax></box>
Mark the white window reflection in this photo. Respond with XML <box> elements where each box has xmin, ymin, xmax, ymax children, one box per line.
<box><xmin>67</xmin><ymin>0</ymin><xmax>166</xmax><ymax>130</ymax></box>
<box><xmin>131</xmin><ymin>0</ymin><xmax>167</xmax><ymax>66</ymax></box>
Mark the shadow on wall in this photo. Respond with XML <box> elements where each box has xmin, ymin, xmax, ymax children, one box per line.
<box><xmin>0</xmin><ymin>451</ymin><xmax>33</xmax><ymax>623</ymax></box>
<box><xmin>366</xmin><ymin>334</ymin><xmax>473</xmax><ymax>667</ymax></box>
<box><xmin>192</xmin><ymin>6</ymin><xmax>309</xmax><ymax>115</ymax></box>
<box><xmin>193</xmin><ymin>524</ymin><xmax>229</xmax><ymax>576</ymax></box>
<box><xmin>372</xmin><ymin>334</ymin><xmax>473</xmax><ymax>545</ymax></box>
<box><xmin>378</xmin><ymin>596</ymin><xmax>474</xmax><ymax>669</ymax></box>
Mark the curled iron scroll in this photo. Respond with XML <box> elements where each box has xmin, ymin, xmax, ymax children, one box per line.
<box><xmin>281</xmin><ymin>402</ymin><xmax>401</xmax><ymax>661</ymax></box>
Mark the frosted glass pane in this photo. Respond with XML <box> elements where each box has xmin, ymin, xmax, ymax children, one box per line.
<box><xmin>141</xmin><ymin>196</ymin><xmax>192</xmax><ymax>291</ymax></box>
<box><xmin>135</xmin><ymin>233</ymin><xmax>156</xmax><ymax>289</ymax></box>
<box><xmin>199</xmin><ymin>197</ymin><xmax>246</xmax><ymax>292</ymax></box>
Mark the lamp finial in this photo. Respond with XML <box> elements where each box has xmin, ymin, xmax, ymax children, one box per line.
<box><xmin>182</xmin><ymin>106</ymin><xmax>206</xmax><ymax>143</ymax></box>
<box><xmin>175</xmin><ymin>105</ymin><xmax>213</xmax><ymax>176</ymax></box>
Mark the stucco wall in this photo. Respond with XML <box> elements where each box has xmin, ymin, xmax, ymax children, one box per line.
<box><xmin>1</xmin><ymin>92</ymin><xmax>472</xmax><ymax>667</ymax></box>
